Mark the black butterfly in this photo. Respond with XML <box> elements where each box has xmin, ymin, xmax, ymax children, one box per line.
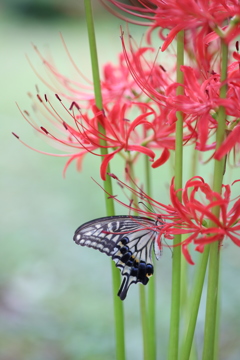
<box><xmin>73</xmin><ymin>216</ymin><xmax>164</xmax><ymax>300</ymax></box>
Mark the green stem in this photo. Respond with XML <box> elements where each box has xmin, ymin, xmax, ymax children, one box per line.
<box><xmin>144</xmin><ymin>154</ymin><xmax>152</xmax><ymax>196</ymax></box>
<box><xmin>145</xmin><ymin>155</ymin><xmax>156</xmax><ymax>360</ymax></box>
<box><xmin>128</xmin><ymin>159</ymin><xmax>150</xmax><ymax>360</ymax></box>
<box><xmin>180</xmin><ymin>242</ymin><xmax>188</xmax><ymax>314</ymax></box>
<box><xmin>213</xmin><ymin>278</ymin><xmax>220</xmax><ymax>360</ymax></box>
<box><xmin>84</xmin><ymin>0</ymin><xmax>102</xmax><ymax>106</ymax></box>
<box><xmin>180</xmin><ymin>146</ymin><xmax>197</xmax><ymax>314</ymax></box>
<box><xmin>84</xmin><ymin>2</ymin><xmax>125</xmax><ymax>359</ymax></box>
<box><xmin>139</xmin><ymin>285</ymin><xmax>150</xmax><ymax>360</ymax></box>
<box><xmin>180</xmin><ymin>245</ymin><xmax>210</xmax><ymax>360</ymax></box>
<box><xmin>202</xmin><ymin>40</ymin><xmax>228</xmax><ymax>360</ymax></box>
<box><xmin>168</xmin><ymin>30</ymin><xmax>184</xmax><ymax>360</ymax></box>
<box><xmin>180</xmin><ymin>146</ymin><xmax>199</xmax><ymax>360</ymax></box>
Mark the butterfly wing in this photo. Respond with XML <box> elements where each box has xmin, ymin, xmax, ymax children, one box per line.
<box><xmin>73</xmin><ymin>216</ymin><xmax>160</xmax><ymax>300</ymax></box>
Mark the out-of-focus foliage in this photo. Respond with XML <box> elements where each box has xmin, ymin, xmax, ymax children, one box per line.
<box><xmin>1</xmin><ymin>0</ymin><xmax>103</xmax><ymax>19</ymax></box>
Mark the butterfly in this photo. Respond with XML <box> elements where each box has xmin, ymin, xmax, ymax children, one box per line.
<box><xmin>73</xmin><ymin>215</ymin><xmax>164</xmax><ymax>300</ymax></box>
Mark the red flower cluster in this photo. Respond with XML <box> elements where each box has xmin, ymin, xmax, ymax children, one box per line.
<box><xmin>106</xmin><ymin>174</ymin><xmax>240</xmax><ymax>264</ymax></box>
<box><xmin>169</xmin><ymin>177</ymin><xmax>240</xmax><ymax>263</ymax></box>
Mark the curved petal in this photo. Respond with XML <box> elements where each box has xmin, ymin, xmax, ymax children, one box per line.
<box><xmin>214</xmin><ymin>125</ymin><xmax>240</xmax><ymax>160</ymax></box>
<box><xmin>226</xmin><ymin>231</ymin><xmax>240</xmax><ymax>246</ymax></box>
<box><xmin>127</xmin><ymin>145</ymin><xmax>155</xmax><ymax>159</ymax></box>
<box><xmin>126</xmin><ymin>111</ymin><xmax>155</xmax><ymax>143</ymax></box>
<box><xmin>100</xmin><ymin>147</ymin><xmax>123</xmax><ymax>181</ymax></box>
<box><xmin>151</xmin><ymin>148</ymin><xmax>170</xmax><ymax>168</ymax></box>
<box><xmin>182</xmin><ymin>243</ymin><xmax>195</xmax><ymax>265</ymax></box>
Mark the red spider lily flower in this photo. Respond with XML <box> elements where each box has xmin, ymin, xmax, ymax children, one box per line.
<box><xmin>166</xmin><ymin>65</ymin><xmax>240</xmax><ymax>151</ymax></box>
<box><xmin>103</xmin><ymin>173</ymin><xmax>240</xmax><ymax>264</ymax></box>
<box><xmin>170</xmin><ymin>177</ymin><xmax>240</xmax><ymax>264</ymax></box>
<box><xmin>15</xmin><ymin>94</ymin><xmax>172</xmax><ymax>180</ymax></box>
<box><xmin>102</xmin><ymin>0</ymin><xmax>240</xmax><ymax>50</ymax></box>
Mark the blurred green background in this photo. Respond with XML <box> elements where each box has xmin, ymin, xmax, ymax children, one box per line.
<box><xmin>1</xmin><ymin>1</ymin><xmax>240</xmax><ymax>359</ymax></box>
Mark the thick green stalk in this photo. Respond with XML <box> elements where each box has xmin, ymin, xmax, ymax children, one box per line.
<box><xmin>84</xmin><ymin>2</ymin><xmax>125</xmax><ymax>359</ymax></box>
<box><xmin>180</xmin><ymin>245</ymin><xmax>210</xmax><ymax>360</ymax></box>
<box><xmin>145</xmin><ymin>156</ymin><xmax>156</xmax><ymax>360</ymax></box>
<box><xmin>202</xmin><ymin>41</ymin><xmax>228</xmax><ymax>360</ymax></box>
<box><xmin>167</xmin><ymin>30</ymin><xmax>184</xmax><ymax>360</ymax></box>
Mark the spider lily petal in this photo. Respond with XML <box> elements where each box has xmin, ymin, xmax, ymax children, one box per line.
<box><xmin>214</xmin><ymin>124</ymin><xmax>240</xmax><ymax>161</ymax></box>
<box><xmin>100</xmin><ymin>147</ymin><xmax>123</xmax><ymax>181</ymax></box>
<box><xmin>151</xmin><ymin>148</ymin><xmax>170</xmax><ymax>168</ymax></box>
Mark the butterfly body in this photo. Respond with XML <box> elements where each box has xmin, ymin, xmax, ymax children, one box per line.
<box><xmin>73</xmin><ymin>216</ymin><xmax>163</xmax><ymax>300</ymax></box>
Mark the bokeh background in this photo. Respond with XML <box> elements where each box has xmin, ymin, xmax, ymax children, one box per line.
<box><xmin>1</xmin><ymin>1</ymin><xmax>240</xmax><ymax>359</ymax></box>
